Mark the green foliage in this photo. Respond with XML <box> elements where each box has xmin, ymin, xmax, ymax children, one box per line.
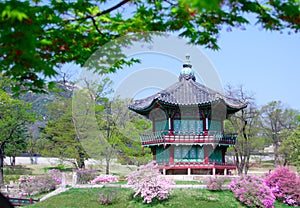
<box><xmin>280</xmin><ymin>127</ymin><xmax>300</xmax><ymax>169</ymax></box>
<box><xmin>0</xmin><ymin>89</ymin><xmax>36</xmax><ymax>183</ymax></box>
<box><xmin>39</xmin><ymin>97</ymin><xmax>89</xmax><ymax>169</ymax></box>
<box><xmin>1</xmin><ymin>0</ymin><xmax>300</xmax><ymax>93</ymax></box>
<box><xmin>260</xmin><ymin>101</ymin><xmax>299</xmax><ymax>165</ymax></box>
<box><xmin>225</xmin><ymin>85</ymin><xmax>260</xmax><ymax>175</ymax></box>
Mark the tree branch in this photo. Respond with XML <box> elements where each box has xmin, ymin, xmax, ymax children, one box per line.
<box><xmin>67</xmin><ymin>0</ymin><xmax>130</xmax><ymax>22</ymax></box>
<box><xmin>95</xmin><ymin>0</ymin><xmax>130</xmax><ymax>17</ymax></box>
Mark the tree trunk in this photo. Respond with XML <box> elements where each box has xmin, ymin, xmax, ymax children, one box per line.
<box><xmin>234</xmin><ymin>146</ymin><xmax>243</xmax><ymax>175</ymax></box>
<box><xmin>76</xmin><ymin>157</ymin><xmax>85</xmax><ymax>169</ymax></box>
<box><xmin>0</xmin><ymin>148</ymin><xmax>5</xmax><ymax>186</ymax></box>
<box><xmin>106</xmin><ymin>158</ymin><xmax>110</xmax><ymax>174</ymax></box>
<box><xmin>30</xmin><ymin>157</ymin><xmax>34</xmax><ymax>164</ymax></box>
<box><xmin>9</xmin><ymin>156</ymin><xmax>15</xmax><ymax>166</ymax></box>
<box><xmin>245</xmin><ymin>155</ymin><xmax>250</xmax><ymax>174</ymax></box>
<box><xmin>274</xmin><ymin>138</ymin><xmax>280</xmax><ymax>166</ymax></box>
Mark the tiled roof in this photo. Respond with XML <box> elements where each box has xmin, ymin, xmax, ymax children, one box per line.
<box><xmin>129</xmin><ymin>77</ymin><xmax>247</xmax><ymax>113</ymax></box>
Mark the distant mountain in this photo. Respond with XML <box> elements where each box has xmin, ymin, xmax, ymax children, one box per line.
<box><xmin>19</xmin><ymin>81</ymin><xmax>75</xmax><ymax>118</ymax></box>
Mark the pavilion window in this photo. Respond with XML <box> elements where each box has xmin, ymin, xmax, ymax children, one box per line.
<box><xmin>156</xmin><ymin>146</ymin><xmax>170</xmax><ymax>163</ymax></box>
<box><xmin>182</xmin><ymin>146</ymin><xmax>189</xmax><ymax>161</ymax></box>
<box><xmin>174</xmin><ymin>119</ymin><xmax>204</xmax><ymax>135</ymax></box>
<box><xmin>174</xmin><ymin>145</ymin><xmax>204</xmax><ymax>162</ymax></box>
<box><xmin>174</xmin><ymin>120</ymin><xmax>181</xmax><ymax>134</ymax></box>
<box><xmin>208</xmin><ymin>147</ymin><xmax>223</xmax><ymax>163</ymax></box>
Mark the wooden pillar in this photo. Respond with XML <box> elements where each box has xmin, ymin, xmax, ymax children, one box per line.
<box><xmin>170</xmin><ymin>146</ymin><xmax>174</xmax><ymax>164</ymax></box>
<box><xmin>152</xmin><ymin>147</ymin><xmax>156</xmax><ymax>161</ymax></box>
<box><xmin>224</xmin><ymin>169</ymin><xmax>227</xmax><ymax>176</ymax></box>
<box><xmin>204</xmin><ymin>146</ymin><xmax>209</xmax><ymax>164</ymax></box>
<box><xmin>222</xmin><ymin>148</ymin><xmax>226</xmax><ymax>163</ymax></box>
<box><xmin>188</xmin><ymin>168</ymin><xmax>191</xmax><ymax>175</ymax></box>
<box><xmin>163</xmin><ymin>168</ymin><xmax>166</xmax><ymax>175</ymax></box>
<box><xmin>204</xmin><ymin>117</ymin><xmax>209</xmax><ymax>135</ymax></box>
<box><xmin>212</xmin><ymin>168</ymin><xmax>216</xmax><ymax>176</ymax></box>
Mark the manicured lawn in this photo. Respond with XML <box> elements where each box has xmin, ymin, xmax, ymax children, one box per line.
<box><xmin>25</xmin><ymin>188</ymin><xmax>291</xmax><ymax>208</ymax></box>
<box><xmin>175</xmin><ymin>180</ymin><xmax>203</xmax><ymax>185</ymax></box>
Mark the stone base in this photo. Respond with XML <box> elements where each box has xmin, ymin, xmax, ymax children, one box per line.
<box><xmin>163</xmin><ymin>174</ymin><xmax>239</xmax><ymax>181</ymax></box>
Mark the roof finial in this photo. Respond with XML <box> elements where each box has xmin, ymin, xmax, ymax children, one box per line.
<box><xmin>186</xmin><ymin>53</ymin><xmax>190</xmax><ymax>61</ymax></box>
<box><xmin>182</xmin><ymin>53</ymin><xmax>192</xmax><ymax>68</ymax></box>
<box><xmin>179</xmin><ymin>53</ymin><xmax>196</xmax><ymax>81</ymax></box>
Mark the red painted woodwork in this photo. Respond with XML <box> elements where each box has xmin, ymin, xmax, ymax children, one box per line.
<box><xmin>169</xmin><ymin>146</ymin><xmax>174</xmax><ymax>163</ymax></box>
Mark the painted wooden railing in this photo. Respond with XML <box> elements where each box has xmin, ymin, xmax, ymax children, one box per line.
<box><xmin>157</xmin><ymin>161</ymin><xmax>236</xmax><ymax>169</ymax></box>
<box><xmin>8</xmin><ymin>197</ymin><xmax>40</xmax><ymax>206</ymax></box>
<box><xmin>140</xmin><ymin>131</ymin><xmax>237</xmax><ymax>146</ymax></box>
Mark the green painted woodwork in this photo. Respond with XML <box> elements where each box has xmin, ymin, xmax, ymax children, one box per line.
<box><xmin>155</xmin><ymin>121</ymin><xmax>168</xmax><ymax>132</ymax></box>
<box><xmin>208</xmin><ymin>120</ymin><xmax>222</xmax><ymax>132</ymax></box>
<box><xmin>209</xmin><ymin>148</ymin><xmax>223</xmax><ymax>163</ymax></box>
<box><xmin>156</xmin><ymin>146</ymin><xmax>170</xmax><ymax>163</ymax></box>
<box><xmin>174</xmin><ymin>145</ymin><xmax>204</xmax><ymax>162</ymax></box>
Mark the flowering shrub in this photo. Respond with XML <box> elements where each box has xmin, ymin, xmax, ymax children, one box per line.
<box><xmin>206</xmin><ymin>177</ymin><xmax>226</xmax><ymax>191</ymax></box>
<box><xmin>127</xmin><ymin>161</ymin><xmax>175</xmax><ymax>204</ymax></box>
<box><xmin>98</xmin><ymin>187</ymin><xmax>119</xmax><ymax>205</ymax></box>
<box><xmin>264</xmin><ymin>166</ymin><xmax>300</xmax><ymax>206</ymax></box>
<box><xmin>74</xmin><ymin>169</ymin><xmax>98</xmax><ymax>184</ymax></box>
<box><xmin>230</xmin><ymin>175</ymin><xmax>275</xmax><ymax>208</ymax></box>
<box><xmin>19</xmin><ymin>174</ymin><xmax>59</xmax><ymax>196</ymax></box>
<box><xmin>91</xmin><ymin>174</ymin><xmax>118</xmax><ymax>184</ymax></box>
<box><xmin>48</xmin><ymin>169</ymin><xmax>62</xmax><ymax>184</ymax></box>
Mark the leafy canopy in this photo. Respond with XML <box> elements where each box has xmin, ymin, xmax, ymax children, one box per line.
<box><xmin>1</xmin><ymin>0</ymin><xmax>300</xmax><ymax>93</ymax></box>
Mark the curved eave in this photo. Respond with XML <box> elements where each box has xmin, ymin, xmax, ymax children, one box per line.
<box><xmin>226</xmin><ymin>102</ymin><xmax>248</xmax><ymax>115</ymax></box>
<box><xmin>129</xmin><ymin>96</ymin><xmax>247</xmax><ymax>116</ymax></box>
<box><xmin>128</xmin><ymin>99</ymin><xmax>157</xmax><ymax>115</ymax></box>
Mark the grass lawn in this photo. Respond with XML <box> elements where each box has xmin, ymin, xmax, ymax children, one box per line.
<box><xmin>25</xmin><ymin>188</ymin><xmax>291</xmax><ymax>208</ymax></box>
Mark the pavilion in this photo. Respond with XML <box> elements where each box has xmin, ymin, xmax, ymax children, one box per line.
<box><xmin>129</xmin><ymin>55</ymin><xmax>247</xmax><ymax>175</ymax></box>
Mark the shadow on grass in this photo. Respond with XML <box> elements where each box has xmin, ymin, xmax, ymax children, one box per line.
<box><xmin>4</xmin><ymin>165</ymin><xmax>32</xmax><ymax>175</ymax></box>
<box><xmin>42</xmin><ymin>166</ymin><xmax>74</xmax><ymax>172</ymax></box>
<box><xmin>129</xmin><ymin>192</ymin><xmax>171</xmax><ymax>207</ymax></box>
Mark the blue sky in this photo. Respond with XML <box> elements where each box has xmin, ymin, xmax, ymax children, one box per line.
<box><xmin>200</xmin><ymin>26</ymin><xmax>300</xmax><ymax>110</ymax></box>
<box><xmin>106</xmin><ymin>27</ymin><xmax>299</xmax><ymax>111</ymax></box>
<box><xmin>66</xmin><ymin>2</ymin><xmax>300</xmax><ymax>111</ymax></box>
<box><xmin>70</xmin><ymin>14</ymin><xmax>300</xmax><ymax>111</ymax></box>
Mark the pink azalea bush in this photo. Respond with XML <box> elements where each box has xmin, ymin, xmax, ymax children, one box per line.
<box><xmin>19</xmin><ymin>169</ymin><xmax>62</xmax><ymax>196</ymax></box>
<box><xmin>206</xmin><ymin>177</ymin><xmax>226</xmax><ymax>191</ymax></box>
<box><xmin>19</xmin><ymin>175</ymin><xmax>58</xmax><ymax>196</ymax></box>
<box><xmin>91</xmin><ymin>174</ymin><xmax>118</xmax><ymax>184</ymax></box>
<box><xmin>127</xmin><ymin>161</ymin><xmax>175</xmax><ymax>204</ymax></box>
<box><xmin>230</xmin><ymin>175</ymin><xmax>276</xmax><ymax>208</ymax></box>
<box><xmin>48</xmin><ymin>169</ymin><xmax>63</xmax><ymax>184</ymax></box>
<box><xmin>74</xmin><ymin>169</ymin><xmax>98</xmax><ymax>184</ymax></box>
<box><xmin>264</xmin><ymin>166</ymin><xmax>300</xmax><ymax>206</ymax></box>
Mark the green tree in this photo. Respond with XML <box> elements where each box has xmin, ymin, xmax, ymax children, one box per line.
<box><xmin>72</xmin><ymin>77</ymin><xmax>152</xmax><ymax>173</ymax></box>
<box><xmin>5</xmin><ymin>127</ymin><xmax>28</xmax><ymax>166</ymax></box>
<box><xmin>225</xmin><ymin>85</ymin><xmax>260</xmax><ymax>175</ymax></box>
<box><xmin>279</xmin><ymin>119</ymin><xmax>300</xmax><ymax>169</ymax></box>
<box><xmin>0</xmin><ymin>90</ymin><xmax>35</xmax><ymax>185</ymax></box>
<box><xmin>117</xmin><ymin>117</ymin><xmax>152</xmax><ymax>166</ymax></box>
<box><xmin>1</xmin><ymin>0</ymin><xmax>300</xmax><ymax>93</ymax></box>
<box><xmin>260</xmin><ymin>101</ymin><xmax>298</xmax><ymax>165</ymax></box>
<box><xmin>40</xmin><ymin>97</ymin><xmax>89</xmax><ymax>169</ymax></box>
<box><xmin>95</xmin><ymin>98</ymin><xmax>152</xmax><ymax>174</ymax></box>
